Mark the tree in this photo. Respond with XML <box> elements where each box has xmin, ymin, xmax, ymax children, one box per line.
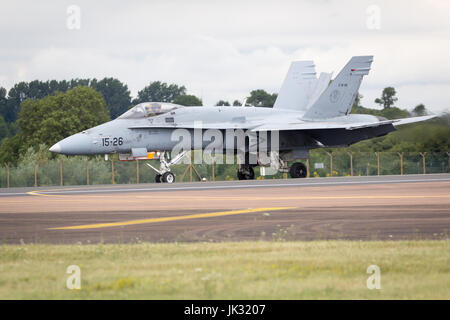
<box><xmin>3</xmin><ymin>82</ymin><xmax>29</xmax><ymax>122</ymax></box>
<box><xmin>0</xmin><ymin>87</ymin><xmax>7</xmax><ymax>120</ymax></box>
<box><xmin>412</xmin><ymin>104</ymin><xmax>427</xmax><ymax>116</ymax></box>
<box><xmin>246</xmin><ymin>89</ymin><xmax>277</xmax><ymax>108</ymax></box>
<box><xmin>1</xmin><ymin>78</ymin><xmax>132</xmax><ymax>123</ymax></box>
<box><xmin>375</xmin><ymin>87</ymin><xmax>398</xmax><ymax>109</ymax></box>
<box><xmin>0</xmin><ymin>115</ymin><xmax>9</xmax><ymax>143</ymax></box>
<box><xmin>215</xmin><ymin>100</ymin><xmax>230</xmax><ymax>106</ymax></box>
<box><xmin>91</xmin><ymin>78</ymin><xmax>132</xmax><ymax>119</ymax></box>
<box><xmin>133</xmin><ymin>81</ymin><xmax>186</xmax><ymax>104</ymax></box>
<box><xmin>17</xmin><ymin>86</ymin><xmax>110</xmax><ymax>149</ymax></box>
<box><xmin>173</xmin><ymin>94</ymin><xmax>202</xmax><ymax>106</ymax></box>
<box><xmin>232</xmin><ymin>100</ymin><xmax>242</xmax><ymax>106</ymax></box>
<box><xmin>0</xmin><ymin>134</ymin><xmax>23</xmax><ymax>165</ymax></box>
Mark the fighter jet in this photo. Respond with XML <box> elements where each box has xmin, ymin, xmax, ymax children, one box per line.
<box><xmin>49</xmin><ymin>56</ymin><xmax>435</xmax><ymax>183</ymax></box>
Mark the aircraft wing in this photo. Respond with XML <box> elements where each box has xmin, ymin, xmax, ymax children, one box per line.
<box><xmin>251</xmin><ymin>115</ymin><xmax>436</xmax><ymax>131</ymax></box>
<box><xmin>129</xmin><ymin>115</ymin><xmax>436</xmax><ymax>131</ymax></box>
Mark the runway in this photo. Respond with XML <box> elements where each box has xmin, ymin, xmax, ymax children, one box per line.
<box><xmin>1</xmin><ymin>174</ymin><xmax>449</xmax><ymax>244</ymax></box>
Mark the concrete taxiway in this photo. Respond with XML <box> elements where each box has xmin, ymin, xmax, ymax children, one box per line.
<box><xmin>0</xmin><ymin>174</ymin><xmax>449</xmax><ymax>244</ymax></box>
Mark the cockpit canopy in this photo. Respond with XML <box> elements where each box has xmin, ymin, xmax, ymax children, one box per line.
<box><xmin>118</xmin><ymin>102</ymin><xmax>184</xmax><ymax>119</ymax></box>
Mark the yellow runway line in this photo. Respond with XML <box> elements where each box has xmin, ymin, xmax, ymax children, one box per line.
<box><xmin>49</xmin><ymin>206</ymin><xmax>297</xmax><ymax>230</ymax></box>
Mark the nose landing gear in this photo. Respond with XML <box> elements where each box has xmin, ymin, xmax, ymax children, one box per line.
<box><xmin>146</xmin><ymin>151</ymin><xmax>188</xmax><ymax>183</ymax></box>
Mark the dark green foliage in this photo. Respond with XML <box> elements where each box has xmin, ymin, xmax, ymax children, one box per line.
<box><xmin>351</xmin><ymin>105</ymin><xmax>410</xmax><ymax>119</ymax></box>
<box><xmin>0</xmin><ymin>116</ymin><xmax>9</xmax><ymax>143</ymax></box>
<box><xmin>215</xmin><ymin>100</ymin><xmax>230</xmax><ymax>106</ymax></box>
<box><xmin>375</xmin><ymin>86</ymin><xmax>398</xmax><ymax>109</ymax></box>
<box><xmin>412</xmin><ymin>104</ymin><xmax>427</xmax><ymax>116</ymax></box>
<box><xmin>17</xmin><ymin>86</ymin><xmax>110</xmax><ymax>152</ymax></box>
<box><xmin>0</xmin><ymin>79</ymin><xmax>131</xmax><ymax>123</ymax></box>
<box><xmin>90</xmin><ymin>78</ymin><xmax>132</xmax><ymax>119</ymax></box>
<box><xmin>0</xmin><ymin>134</ymin><xmax>23</xmax><ymax>165</ymax></box>
<box><xmin>173</xmin><ymin>94</ymin><xmax>202</xmax><ymax>106</ymax></box>
<box><xmin>132</xmin><ymin>81</ymin><xmax>186</xmax><ymax>104</ymax></box>
<box><xmin>247</xmin><ymin>89</ymin><xmax>277</xmax><ymax>108</ymax></box>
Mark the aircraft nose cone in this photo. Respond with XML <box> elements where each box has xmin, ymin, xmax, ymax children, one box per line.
<box><xmin>49</xmin><ymin>133</ymin><xmax>93</xmax><ymax>155</ymax></box>
<box><xmin>49</xmin><ymin>143</ymin><xmax>61</xmax><ymax>153</ymax></box>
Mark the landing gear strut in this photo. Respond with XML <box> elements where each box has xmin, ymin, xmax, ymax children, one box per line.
<box><xmin>146</xmin><ymin>151</ymin><xmax>188</xmax><ymax>184</ymax></box>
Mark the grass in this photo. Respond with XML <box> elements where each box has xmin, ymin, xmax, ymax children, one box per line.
<box><xmin>0</xmin><ymin>240</ymin><xmax>448</xmax><ymax>299</ymax></box>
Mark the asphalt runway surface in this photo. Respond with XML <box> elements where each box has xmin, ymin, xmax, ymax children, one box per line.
<box><xmin>1</xmin><ymin>174</ymin><xmax>449</xmax><ymax>244</ymax></box>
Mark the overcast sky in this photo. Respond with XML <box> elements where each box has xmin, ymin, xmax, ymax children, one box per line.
<box><xmin>1</xmin><ymin>0</ymin><xmax>449</xmax><ymax>113</ymax></box>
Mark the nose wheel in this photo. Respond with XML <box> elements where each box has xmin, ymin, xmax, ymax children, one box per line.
<box><xmin>162</xmin><ymin>172</ymin><xmax>175</xmax><ymax>183</ymax></box>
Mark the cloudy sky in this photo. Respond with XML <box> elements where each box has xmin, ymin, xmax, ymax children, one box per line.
<box><xmin>1</xmin><ymin>0</ymin><xmax>449</xmax><ymax>113</ymax></box>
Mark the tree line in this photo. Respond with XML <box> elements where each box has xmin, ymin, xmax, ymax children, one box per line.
<box><xmin>0</xmin><ymin>78</ymin><xmax>448</xmax><ymax>166</ymax></box>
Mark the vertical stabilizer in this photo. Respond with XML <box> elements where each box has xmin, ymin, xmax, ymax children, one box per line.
<box><xmin>304</xmin><ymin>72</ymin><xmax>332</xmax><ymax>110</ymax></box>
<box><xmin>302</xmin><ymin>56</ymin><xmax>373</xmax><ymax>120</ymax></box>
<box><xmin>273</xmin><ymin>61</ymin><xmax>318</xmax><ymax>111</ymax></box>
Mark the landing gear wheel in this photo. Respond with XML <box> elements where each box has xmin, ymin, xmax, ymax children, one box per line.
<box><xmin>162</xmin><ymin>172</ymin><xmax>175</xmax><ymax>183</ymax></box>
<box><xmin>237</xmin><ymin>165</ymin><xmax>255</xmax><ymax>180</ymax></box>
<box><xmin>289</xmin><ymin>162</ymin><xmax>307</xmax><ymax>178</ymax></box>
<box><xmin>155</xmin><ymin>174</ymin><xmax>162</xmax><ymax>183</ymax></box>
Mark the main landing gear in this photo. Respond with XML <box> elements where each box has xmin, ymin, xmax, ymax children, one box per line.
<box><xmin>237</xmin><ymin>164</ymin><xmax>255</xmax><ymax>180</ymax></box>
<box><xmin>289</xmin><ymin>162</ymin><xmax>307</xmax><ymax>178</ymax></box>
<box><xmin>236</xmin><ymin>152</ymin><xmax>308</xmax><ymax>180</ymax></box>
<box><xmin>146</xmin><ymin>151</ymin><xmax>189</xmax><ymax>184</ymax></box>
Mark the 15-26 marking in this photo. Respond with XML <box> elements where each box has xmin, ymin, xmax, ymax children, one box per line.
<box><xmin>101</xmin><ymin>137</ymin><xmax>123</xmax><ymax>147</ymax></box>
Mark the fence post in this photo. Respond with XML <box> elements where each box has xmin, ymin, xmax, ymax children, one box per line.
<box><xmin>59</xmin><ymin>159</ymin><xmax>63</xmax><ymax>186</ymax></box>
<box><xmin>306</xmin><ymin>158</ymin><xmax>310</xmax><ymax>178</ymax></box>
<box><xmin>136</xmin><ymin>159</ymin><xmax>139</xmax><ymax>184</ymax></box>
<box><xmin>420</xmin><ymin>152</ymin><xmax>426</xmax><ymax>174</ymax></box>
<box><xmin>348</xmin><ymin>152</ymin><xmax>353</xmax><ymax>176</ymax></box>
<box><xmin>111</xmin><ymin>158</ymin><xmax>115</xmax><ymax>184</ymax></box>
<box><xmin>326</xmin><ymin>152</ymin><xmax>333</xmax><ymax>177</ymax></box>
<box><xmin>189</xmin><ymin>152</ymin><xmax>193</xmax><ymax>182</ymax></box>
<box><xmin>86</xmin><ymin>159</ymin><xmax>90</xmax><ymax>185</ymax></box>
<box><xmin>447</xmin><ymin>152</ymin><xmax>450</xmax><ymax>173</ymax></box>
<box><xmin>6</xmin><ymin>164</ymin><xmax>10</xmax><ymax>188</ymax></box>
<box><xmin>398</xmin><ymin>152</ymin><xmax>404</xmax><ymax>175</ymax></box>
<box><xmin>34</xmin><ymin>162</ymin><xmax>38</xmax><ymax>187</ymax></box>
<box><xmin>212</xmin><ymin>157</ymin><xmax>215</xmax><ymax>181</ymax></box>
<box><xmin>375</xmin><ymin>152</ymin><xmax>380</xmax><ymax>176</ymax></box>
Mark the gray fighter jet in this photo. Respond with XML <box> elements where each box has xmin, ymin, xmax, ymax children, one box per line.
<box><xmin>49</xmin><ymin>56</ymin><xmax>435</xmax><ymax>183</ymax></box>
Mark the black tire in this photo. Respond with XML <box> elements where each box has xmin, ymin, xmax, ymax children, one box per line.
<box><xmin>237</xmin><ymin>165</ymin><xmax>255</xmax><ymax>180</ymax></box>
<box><xmin>162</xmin><ymin>172</ymin><xmax>175</xmax><ymax>183</ymax></box>
<box><xmin>155</xmin><ymin>174</ymin><xmax>162</xmax><ymax>183</ymax></box>
<box><xmin>289</xmin><ymin>162</ymin><xmax>307</xmax><ymax>178</ymax></box>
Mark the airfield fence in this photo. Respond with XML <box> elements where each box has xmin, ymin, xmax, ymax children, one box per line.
<box><xmin>0</xmin><ymin>151</ymin><xmax>449</xmax><ymax>188</ymax></box>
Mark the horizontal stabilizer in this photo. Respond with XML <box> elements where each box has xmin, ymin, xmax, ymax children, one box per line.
<box><xmin>392</xmin><ymin>115</ymin><xmax>436</xmax><ymax>126</ymax></box>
